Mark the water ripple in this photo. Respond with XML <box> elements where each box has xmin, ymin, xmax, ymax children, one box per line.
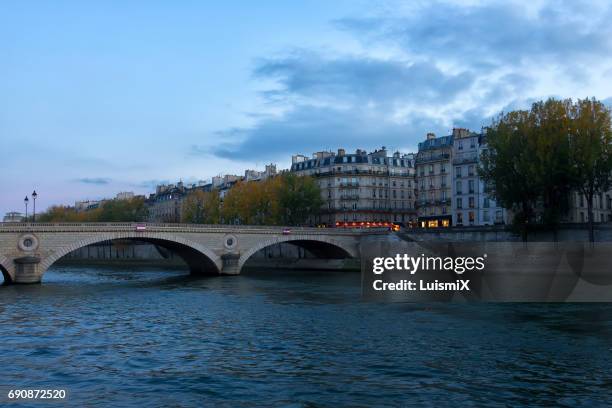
<box><xmin>0</xmin><ymin>265</ymin><xmax>611</xmax><ymax>407</ymax></box>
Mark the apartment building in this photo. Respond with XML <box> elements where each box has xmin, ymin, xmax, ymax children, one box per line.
<box><xmin>565</xmin><ymin>191</ymin><xmax>612</xmax><ymax>223</ymax></box>
<box><xmin>415</xmin><ymin>133</ymin><xmax>453</xmax><ymax>227</ymax></box>
<box><xmin>290</xmin><ymin>147</ymin><xmax>416</xmax><ymax>225</ymax></box>
<box><xmin>451</xmin><ymin>129</ymin><xmax>507</xmax><ymax>226</ymax></box>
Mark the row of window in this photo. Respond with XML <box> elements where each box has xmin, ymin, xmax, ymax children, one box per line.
<box><xmin>417</xmin><ymin>164</ymin><xmax>478</xmax><ymax>178</ymax></box>
<box><xmin>325</xmin><ymin>189</ymin><xmax>413</xmax><ymax>199</ymax></box>
<box><xmin>323</xmin><ymin>177</ymin><xmax>413</xmax><ymax>188</ymax></box>
<box><xmin>293</xmin><ymin>156</ymin><xmax>413</xmax><ymax>170</ymax></box>
<box><xmin>455</xmin><ymin>138</ymin><xmax>477</xmax><ymax>150</ymax></box>
<box><xmin>418</xmin><ymin>163</ymin><xmax>447</xmax><ymax>176</ymax></box>
<box><xmin>328</xmin><ymin>201</ymin><xmax>414</xmax><ymax>210</ymax></box>
<box><xmin>455</xmin><ymin>210</ymin><xmax>503</xmax><ymax>225</ymax></box>
<box><xmin>454</xmin><ymin>165</ymin><xmax>476</xmax><ymax>178</ymax></box>
<box><xmin>576</xmin><ymin>193</ymin><xmax>612</xmax><ymax>210</ymax></box>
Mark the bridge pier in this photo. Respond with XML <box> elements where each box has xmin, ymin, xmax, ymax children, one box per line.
<box><xmin>220</xmin><ymin>253</ymin><xmax>241</xmax><ymax>275</ymax></box>
<box><xmin>13</xmin><ymin>256</ymin><xmax>44</xmax><ymax>284</ymax></box>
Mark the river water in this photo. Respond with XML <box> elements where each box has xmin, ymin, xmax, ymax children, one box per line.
<box><xmin>1</xmin><ymin>265</ymin><xmax>612</xmax><ymax>407</ymax></box>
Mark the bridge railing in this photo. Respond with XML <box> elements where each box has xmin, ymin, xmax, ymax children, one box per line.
<box><xmin>0</xmin><ymin>222</ymin><xmax>390</xmax><ymax>235</ymax></box>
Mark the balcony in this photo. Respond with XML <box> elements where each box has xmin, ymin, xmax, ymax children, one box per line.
<box><xmin>338</xmin><ymin>182</ymin><xmax>360</xmax><ymax>187</ymax></box>
<box><xmin>339</xmin><ymin>195</ymin><xmax>360</xmax><ymax>200</ymax></box>
<box><xmin>452</xmin><ymin>154</ymin><xmax>478</xmax><ymax>165</ymax></box>
<box><xmin>416</xmin><ymin>153</ymin><xmax>451</xmax><ymax>164</ymax></box>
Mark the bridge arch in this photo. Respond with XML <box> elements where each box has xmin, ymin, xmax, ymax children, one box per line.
<box><xmin>40</xmin><ymin>232</ymin><xmax>223</xmax><ymax>277</ymax></box>
<box><xmin>238</xmin><ymin>235</ymin><xmax>358</xmax><ymax>271</ymax></box>
<box><xmin>0</xmin><ymin>256</ymin><xmax>12</xmax><ymax>285</ymax></box>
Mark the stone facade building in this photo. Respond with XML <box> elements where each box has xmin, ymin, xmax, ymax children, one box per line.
<box><xmin>451</xmin><ymin>129</ymin><xmax>507</xmax><ymax>226</ymax></box>
<box><xmin>244</xmin><ymin>164</ymin><xmax>277</xmax><ymax>182</ymax></box>
<box><xmin>290</xmin><ymin>147</ymin><xmax>416</xmax><ymax>226</ymax></box>
<box><xmin>147</xmin><ymin>182</ymin><xmax>188</xmax><ymax>223</ymax></box>
<box><xmin>415</xmin><ymin>133</ymin><xmax>453</xmax><ymax>227</ymax></box>
<box><xmin>565</xmin><ymin>191</ymin><xmax>612</xmax><ymax>224</ymax></box>
<box><xmin>415</xmin><ymin>128</ymin><xmax>508</xmax><ymax>228</ymax></box>
<box><xmin>2</xmin><ymin>212</ymin><xmax>24</xmax><ymax>222</ymax></box>
<box><xmin>476</xmin><ymin>136</ymin><xmax>508</xmax><ymax>226</ymax></box>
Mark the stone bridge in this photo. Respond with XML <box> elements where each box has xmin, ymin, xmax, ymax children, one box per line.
<box><xmin>0</xmin><ymin>223</ymin><xmax>385</xmax><ymax>284</ymax></box>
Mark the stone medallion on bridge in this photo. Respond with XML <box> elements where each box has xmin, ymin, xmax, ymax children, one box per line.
<box><xmin>18</xmin><ymin>234</ymin><xmax>39</xmax><ymax>252</ymax></box>
<box><xmin>223</xmin><ymin>234</ymin><xmax>238</xmax><ymax>251</ymax></box>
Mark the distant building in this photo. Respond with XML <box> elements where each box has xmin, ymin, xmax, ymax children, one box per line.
<box><xmin>147</xmin><ymin>179</ymin><xmax>226</xmax><ymax>223</ymax></box>
<box><xmin>3</xmin><ymin>212</ymin><xmax>24</xmax><ymax>222</ymax></box>
<box><xmin>148</xmin><ymin>182</ymin><xmax>187</xmax><ymax>223</ymax></box>
<box><xmin>244</xmin><ymin>164</ymin><xmax>278</xmax><ymax>182</ymax></box>
<box><xmin>212</xmin><ymin>174</ymin><xmax>242</xmax><ymax>188</ymax></box>
<box><xmin>75</xmin><ymin>200</ymin><xmax>103</xmax><ymax>212</ymax></box>
<box><xmin>290</xmin><ymin>147</ymin><xmax>416</xmax><ymax>225</ymax></box>
<box><xmin>115</xmin><ymin>191</ymin><xmax>135</xmax><ymax>200</ymax></box>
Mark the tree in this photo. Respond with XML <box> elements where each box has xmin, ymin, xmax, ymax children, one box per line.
<box><xmin>529</xmin><ymin>99</ymin><xmax>573</xmax><ymax>230</ymax></box>
<box><xmin>38</xmin><ymin>205</ymin><xmax>88</xmax><ymax>222</ymax></box>
<box><xmin>37</xmin><ymin>197</ymin><xmax>148</xmax><ymax>222</ymax></box>
<box><xmin>481</xmin><ymin>97</ymin><xmax>612</xmax><ymax>242</ymax></box>
<box><xmin>97</xmin><ymin>197</ymin><xmax>148</xmax><ymax>222</ymax></box>
<box><xmin>182</xmin><ymin>190</ymin><xmax>221</xmax><ymax>224</ymax></box>
<box><xmin>221</xmin><ymin>180</ymin><xmax>277</xmax><ymax>225</ymax></box>
<box><xmin>568</xmin><ymin>98</ymin><xmax>612</xmax><ymax>242</ymax></box>
<box><xmin>277</xmin><ymin>173</ymin><xmax>323</xmax><ymax>226</ymax></box>
<box><xmin>219</xmin><ymin>174</ymin><xmax>322</xmax><ymax>226</ymax></box>
<box><xmin>479</xmin><ymin>109</ymin><xmax>542</xmax><ymax>239</ymax></box>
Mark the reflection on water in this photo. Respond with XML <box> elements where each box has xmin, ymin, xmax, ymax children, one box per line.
<box><xmin>1</xmin><ymin>265</ymin><xmax>612</xmax><ymax>407</ymax></box>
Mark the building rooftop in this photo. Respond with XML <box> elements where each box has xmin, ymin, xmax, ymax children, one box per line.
<box><xmin>291</xmin><ymin>147</ymin><xmax>414</xmax><ymax>171</ymax></box>
<box><xmin>417</xmin><ymin>135</ymin><xmax>454</xmax><ymax>152</ymax></box>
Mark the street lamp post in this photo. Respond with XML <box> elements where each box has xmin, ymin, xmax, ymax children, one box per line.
<box><xmin>32</xmin><ymin>190</ymin><xmax>38</xmax><ymax>222</ymax></box>
<box><xmin>24</xmin><ymin>196</ymin><xmax>29</xmax><ymax>221</ymax></box>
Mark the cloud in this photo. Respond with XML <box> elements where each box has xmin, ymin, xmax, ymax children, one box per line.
<box><xmin>213</xmin><ymin>105</ymin><xmax>448</xmax><ymax>160</ymax></box>
<box><xmin>336</xmin><ymin>1</ymin><xmax>612</xmax><ymax>68</ymax></box>
<box><xmin>254</xmin><ymin>52</ymin><xmax>475</xmax><ymax>106</ymax></box>
<box><xmin>74</xmin><ymin>177</ymin><xmax>111</xmax><ymax>185</ymax></box>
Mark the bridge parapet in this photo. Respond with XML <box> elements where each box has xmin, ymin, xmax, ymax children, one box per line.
<box><xmin>0</xmin><ymin>222</ymin><xmax>386</xmax><ymax>236</ymax></box>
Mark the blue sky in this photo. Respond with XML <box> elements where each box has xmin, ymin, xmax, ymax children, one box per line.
<box><xmin>2</xmin><ymin>0</ymin><xmax>612</xmax><ymax>217</ymax></box>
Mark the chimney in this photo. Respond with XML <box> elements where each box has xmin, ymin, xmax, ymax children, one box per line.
<box><xmin>452</xmin><ymin>128</ymin><xmax>469</xmax><ymax>138</ymax></box>
<box><xmin>337</xmin><ymin>148</ymin><xmax>345</xmax><ymax>156</ymax></box>
<box><xmin>426</xmin><ymin>132</ymin><xmax>436</xmax><ymax>140</ymax></box>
